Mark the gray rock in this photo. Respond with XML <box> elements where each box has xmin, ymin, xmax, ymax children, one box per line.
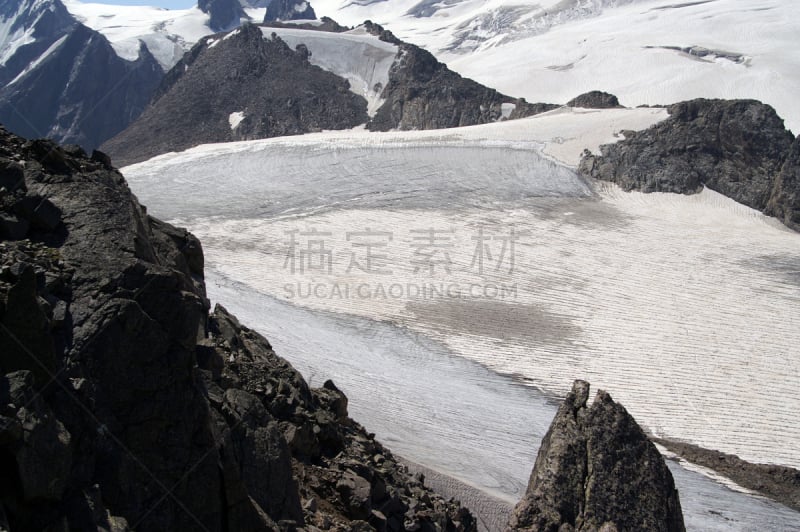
<box><xmin>507</xmin><ymin>380</ymin><xmax>685</xmax><ymax>532</ymax></box>
<box><xmin>264</xmin><ymin>0</ymin><xmax>316</xmax><ymax>22</ymax></box>
<box><xmin>0</xmin><ymin>265</ymin><xmax>57</xmax><ymax>385</ymax></box>
<box><xmin>199</xmin><ymin>0</ymin><xmax>246</xmax><ymax>31</ymax></box>
<box><xmin>6</xmin><ymin>371</ymin><xmax>72</xmax><ymax>501</ymax></box>
<box><xmin>222</xmin><ymin>389</ymin><xmax>304</xmax><ymax>523</ymax></box>
<box><xmin>765</xmin><ymin>135</ymin><xmax>800</xmax><ymax>230</ymax></box>
<box><xmin>567</xmin><ymin>91</ymin><xmax>621</xmax><ymax>109</ymax></box>
<box><xmin>0</xmin><ymin>15</ymin><xmax>164</xmax><ymax>152</ymax></box>
<box><xmin>0</xmin><ymin>213</ymin><xmax>28</xmax><ymax>241</ymax></box>
<box><xmin>363</xmin><ymin>22</ymin><xmax>551</xmax><ymax>132</ymax></box>
<box><xmin>103</xmin><ymin>23</ymin><xmax>369</xmax><ymax>166</ymax></box>
<box><xmin>0</xmin><ymin>125</ymin><xmax>476</xmax><ymax>531</ymax></box>
<box><xmin>579</xmin><ymin>99</ymin><xmax>798</xmax><ymax>230</ymax></box>
<box><xmin>0</xmin><ymin>158</ymin><xmax>24</xmax><ymax>192</ymax></box>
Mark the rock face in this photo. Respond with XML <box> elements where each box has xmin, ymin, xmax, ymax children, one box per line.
<box><xmin>567</xmin><ymin>91</ymin><xmax>621</xmax><ymax>109</ymax></box>
<box><xmin>653</xmin><ymin>438</ymin><xmax>800</xmax><ymax>512</ymax></box>
<box><xmin>0</xmin><ymin>126</ymin><xmax>475</xmax><ymax>531</ymax></box>
<box><xmin>199</xmin><ymin>0</ymin><xmax>247</xmax><ymax>31</ymax></box>
<box><xmin>105</xmin><ymin>20</ymin><xmax>555</xmax><ymax>165</ymax></box>
<box><xmin>102</xmin><ymin>23</ymin><xmax>369</xmax><ymax>166</ymax></box>
<box><xmin>507</xmin><ymin>381</ymin><xmax>685</xmax><ymax>532</ymax></box>
<box><xmin>364</xmin><ymin>22</ymin><xmax>553</xmax><ymax>131</ymax></box>
<box><xmin>264</xmin><ymin>0</ymin><xmax>316</xmax><ymax>22</ymax></box>
<box><xmin>0</xmin><ymin>0</ymin><xmax>164</xmax><ymax>151</ymax></box>
<box><xmin>765</xmin><ymin>135</ymin><xmax>800</xmax><ymax>230</ymax></box>
<box><xmin>579</xmin><ymin>99</ymin><xmax>799</xmax><ymax>230</ymax></box>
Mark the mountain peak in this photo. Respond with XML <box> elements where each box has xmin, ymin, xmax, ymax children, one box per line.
<box><xmin>198</xmin><ymin>0</ymin><xmax>248</xmax><ymax>31</ymax></box>
<box><xmin>263</xmin><ymin>0</ymin><xmax>316</xmax><ymax>22</ymax></box>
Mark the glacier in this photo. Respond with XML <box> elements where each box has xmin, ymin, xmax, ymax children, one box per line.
<box><xmin>123</xmin><ymin>112</ymin><xmax>800</xmax><ymax>530</ymax></box>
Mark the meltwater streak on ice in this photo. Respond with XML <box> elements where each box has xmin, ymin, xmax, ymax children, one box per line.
<box><xmin>205</xmin><ymin>269</ymin><xmax>800</xmax><ymax>532</ymax></box>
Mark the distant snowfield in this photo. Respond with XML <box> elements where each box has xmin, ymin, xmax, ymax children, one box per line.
<box><xmin>447</xmin><ymin>0</ymin><xmax>800</xmax><ymax>133</ymax></box>
<box><xmin>64</xmin><ymin>0</ymin><xmax>800</xmax><ymax>130</ymax></box>
<box><xmin>62</xmin><ymin>1</ymin><xmax>266</xmax><ymax>68</ymax></box>
<box><xmin>63</xmin><ymin>0</ymin><xmax>211</xmax><ymax>67</ymax></box>
<box><xmin>310</xmin><ymin>0</ymin><xmax>800</xmax><ymax>133</ymax></box>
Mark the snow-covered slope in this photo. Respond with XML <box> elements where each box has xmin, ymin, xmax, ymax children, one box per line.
<box><xmin>264</xmin><ymin>26</ymin><xmax>397</xmax><ymax>115</ymax></box>
<box><xmin>59</xmin><ymin>0</ymin><xmax>800</xmax><ymax>131</ymax></box>
<box><xmin>310</xmin><ymin>0</ymin><xmax>800</xmax><ymax>133</ymax></box>
<box><xmin>0</xmin><ymin>0</ymin><xmax>76</xmax><ymax>84</ymax></box>
<box><xmin>62</xmin><ymin>0</ymin><xmax>246</xmax><ymax>68</ymax></box>
<box><xmin>62</xmin><ymin>0</ymin><xmax>270</xmax><ymax>68</ymax></box>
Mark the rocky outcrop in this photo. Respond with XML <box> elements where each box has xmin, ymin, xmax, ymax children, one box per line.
<box><xmin>263</xmin><ymin>15</ymin><xmax>349</xmax><ymax>33</ymax></box>
<box><xmin>199</xmin><ymin>0</ymin><xmax>247</xmax><ymax>31</ymax></box>
<box><xmin>105</xmin><ymin>20</ymin><xmax>556</xmax><ymax>165</ymax></box>
<box><xmin>566</xmin><ymin>91</ymin><xmax>621</xmax><ymax>109</ymax></box>
<box><xmin>264</xmin><ymin>0</ymin><xmax>316</xmax><ymax>22</ymax></box>
<box><xmin>507</xmin><ymin>381</ymin><xmax>685</xmax><ymax>532</ymax></box>
<box><xmin>0</xmin><ymin>0</ymin><xmax>164</xmax><ymax>151</ymax></box>
<box><xmin>0</xmin><ymin>125</ymin><xmax>475</xmax><ymax>530</ymax></box>
<box><xmin>765</xmin><ymin>135</ymin><xmax>800</xmax><ymax>230</ymax></box>
<box><xmin>102</xmin><ymin>23</ymin><xmax>369</xmax><ymax>166</ymax></box>
<box><xmin>654</xmin><ymin>438</ymin><xmax>800</xmax><ymax>512</ymax></box>
<box><xmin>363</xmin><ymin>22</ymin><xmax>553</xmax><ymax>131</ymax></box>
<box><xmin>578</xmin><ymin>99</ymin><xmax>799</xmax><ymax>230</ymax></box>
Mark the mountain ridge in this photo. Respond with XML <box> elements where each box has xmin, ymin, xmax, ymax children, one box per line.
<box><xmin>102</xmin><ymin>19</ymin><xmax>555</xmax><ymax>165</ymax></box>
<box><xmin>0</xmin><ymin>0</ymin><xmax>164</xmax><ymax>150</ymax></box>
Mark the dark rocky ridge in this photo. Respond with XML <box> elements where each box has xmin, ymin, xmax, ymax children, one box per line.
<box><xmin>264</xmin><ymin>0</ymin><xmax>316</xmax><ymax>22</ymax></box>
<box><xmin>0</xmin><ymin>0</ymin><xmax>76</xmax><ymax>86</ymax></box>
<box><xmin>104</xmin><ymin>20</ymin><xmax>557</xmax><ymax>165</ymax></box>
<box><xmin>508</xmin><ymin>381</ymin><xmax>685</xmax><ymax>532</ymax></box>
<box><xmin>0</xmin><ymin>0</ymin><xmax>164</xmax><ymax>151</ymax></box>
<box><xmin>566</xmin><ymin>90</ymin><xmax>621</xmax><ymax>109</ymax></box>
<box><xmin>198</xmin><ymin>0</ymin><xmax>247</xmax><ymax>31</ymax></box>
<box><xmin>102</xmin><ymin>22</ymin><xmax>369</xmax><ymax>167</ymax></box>
<box><xmin>0</xmin><ymin>125</ymin><xmax>475</xmax><ymax>530</ymax></box>
<box><xmin>262</xmin><ymin>15</ymin><xmax>349</xmax><ymax>33</ymax></box>
<box><xmin>654</xmin><ymin>438</ymin><xmax>800</xmax><ymax>513</ymax></box>
<box><xmin>578</xmin><ymin>99</ymin><xmax>799</xmax><ymax>231</ymax></box>
<box><xmin>363</xmin><ymin>21</ymin><xmax>555</xmax><ymax>131</ymax></box>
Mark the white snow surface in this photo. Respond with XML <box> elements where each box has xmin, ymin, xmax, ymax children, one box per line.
<box><xmin>121</xmin><ymin>111</ymin><xmax>800</xmax><ymax>528</ymax></box>
<box><xmin>59</xmin><ymin>0</ymin><xmax>800</xmax><ymax>131</ymax></box>
<box><xmin>310</xmin><ymin>0</ymin><xmax>800</xmax><ymax>133</ymax></box>
<box><xmin>62</xmin><ymin>1</ymin><xmax>263</xmax><ymax>69</ymax></box>
<box><xmin>228</xmin><ymin>111</ymin><xmax>245</xmax><ymax>129</ymax></box>
<box><xmin>263</xmin><ymin>27</ymin><xmax>398</xmax><ymax>116</ymax></box>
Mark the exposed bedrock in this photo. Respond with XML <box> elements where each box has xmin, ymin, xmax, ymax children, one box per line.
<box><xmin>579</xmin><ymin>98</ymin><xmax>799</xmax><ymax>230</ymax></box>
<box><xmin>507</xmin><ymin>381</ymin><xmax>685</xmax><ymax>532</ymax></box>
<box><xmin>0</xmin><ymin>125</ymin><xmax>475</xmax><ymax>531</ymax></box>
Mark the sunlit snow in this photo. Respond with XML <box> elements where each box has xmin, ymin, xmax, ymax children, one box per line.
<box><xmin>123</xmin><ymin>111</ymin><xmax>800</xmax><ymax>529</ymax></box>
<box><xmin>228</xmin><ymin>111</ymin><xmax>245</xmax><ymax>129</ymax></box>
<box><xmin>264</xmin><ymin>27</ymin><xmax>398</xmax><ymax>116</ymax></box>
